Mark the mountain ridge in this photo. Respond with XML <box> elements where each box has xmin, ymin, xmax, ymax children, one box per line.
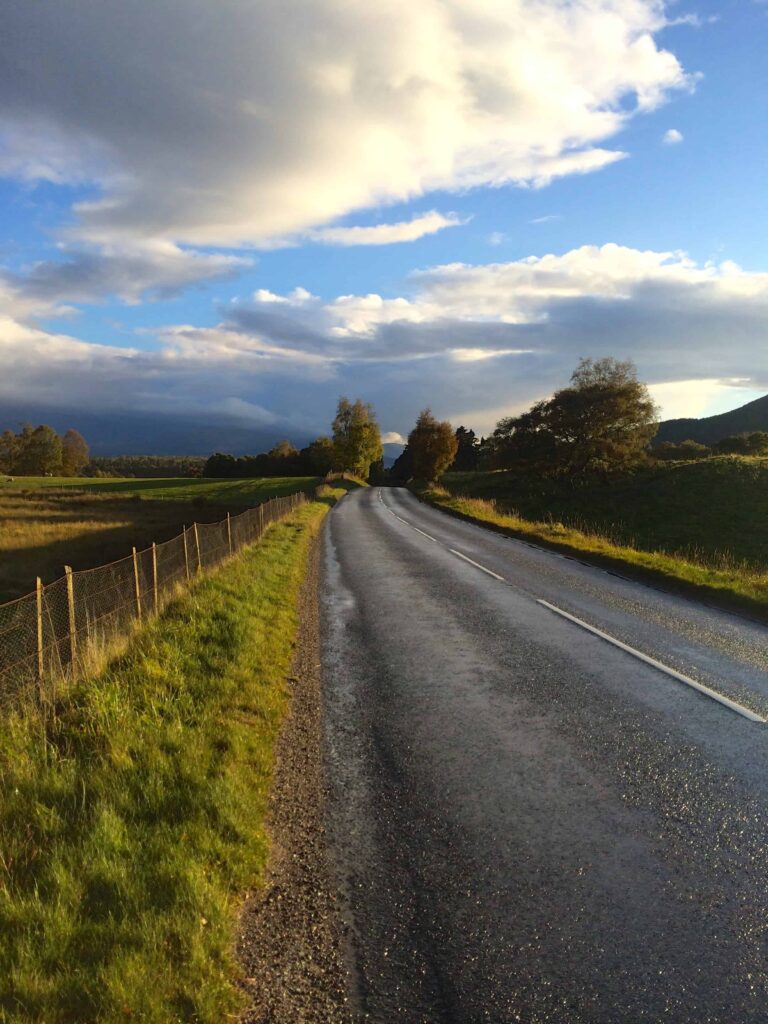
<box><xmin>655</xmin><ymin>392</ymin><xmax>768</xmax><ymax>445</ymax></box>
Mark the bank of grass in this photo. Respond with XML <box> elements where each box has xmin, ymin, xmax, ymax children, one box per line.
<box><xmin>0</xmin><ymin>495</ymin><xmax>338</xmax><ymax>1023</ymax></box>
<box><xmin>416</xmin><ymin>483</ymin><xmax>768</xmax><ymax>617</ymax></box>
<box><xmin>442</xmin><ymin>456</ymin><xmax>768</xmax><ymax>569</ymax></box>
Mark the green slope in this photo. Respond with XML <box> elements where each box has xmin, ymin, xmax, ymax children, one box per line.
<box><xmin>443</xmin><ymin>456</ymin><xmax>768</xmax><ymax>570</ymax></box>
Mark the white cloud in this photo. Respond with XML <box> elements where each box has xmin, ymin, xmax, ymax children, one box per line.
<box><xmin>530</xmin><ymin>215</ymin><xmax>562</xmax><ymax>225</ymax></box>
<box><xmin>0</xmin><ymin>0</ymin><xmax>692</xmax><ymax>248</ymax></box>
<box><xmin>309</xmin><ymin>212</ymin><xmax>464</xmax><ymax>246</ymax></box>
<box><xmin>488</xmin><ymin>232</ymin><xmax>507</xmax><ymax>246</ymax></box>
<box><xmin>3</xmin><ymin>243</ymin><xmax>767</xmax><ymax>438</ymax></box>
<box><xmin>662</xmin><ymin>128</ymin><xmax>684</xmax><ymax>144</ymax></box>
<box><xmin>381</xmin><ymin>431</ymin><xmax>405</xmax><ymax>444</ymax></box>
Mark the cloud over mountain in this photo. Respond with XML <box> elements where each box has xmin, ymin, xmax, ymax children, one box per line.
<box><xmin>2</xmin><ymin>245</ymin><xmax>767</xmax><ymax>437</ymax></box>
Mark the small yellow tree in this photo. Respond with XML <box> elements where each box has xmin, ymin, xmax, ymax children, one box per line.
<box><xmin>408</xmin><ymin>409</ymin><xmax>458</xmax><ymax>483</ymax></box>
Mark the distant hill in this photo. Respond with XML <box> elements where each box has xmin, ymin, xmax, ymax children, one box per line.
<box><xmin>655</xmin><ymin>393</ymin><xmax>768</xmax><ymax>445</ymax></box>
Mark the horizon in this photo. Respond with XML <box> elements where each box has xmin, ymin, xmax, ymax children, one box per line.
<box><xmin>2</xmin><ymin>1</ymin><xmax>768</xmax><ymax>450</ymax></box>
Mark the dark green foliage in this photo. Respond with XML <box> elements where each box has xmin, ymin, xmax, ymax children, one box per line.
<box><xmin>14</xmin><ymin>424</ymin><xmax>63</xmax><ymax>476</ymax></box>
<box><xmin>450</xmin><ymin>425</ymin><xmax>481</xmax><ymax>471</ymax></box>
<box><xmin>408</xmin><ymin>409</ymin><xmax>459</xmax><ymax>483</ymax></box>
<box><xmin>487</xmin><ymin>358</ymin><xmax>658</xmax><ymax>476</ymax></box>
<box><xmin>88</xmin><ymin>455</ymin><xmax>206</xmax><ymax>478</ymax></box>
<box><xmin>714</xmin><ymin>431</ymin><xmax>768</xmax><ymax>455</ymax></box>
<box><xmin>653</xmin><ymin>440</ymin><xmax>712</xmax><ymax>461</ymax></box>
<box><xmin>388</xmin><ymin>443</ymin><xmax>414</xmax><ymax>483</ymax></box>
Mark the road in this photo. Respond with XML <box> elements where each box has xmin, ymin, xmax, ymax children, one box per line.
<box><xmin>319</xmin><ymin>486</ymin><xmax>768</xmax><ymax>1023</ymax></box>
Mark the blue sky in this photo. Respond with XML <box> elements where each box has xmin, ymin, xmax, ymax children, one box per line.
<box><xmin>1</xmin><ymin>0</ymin><xmax>767</xmax><ymax>450</ymax></box>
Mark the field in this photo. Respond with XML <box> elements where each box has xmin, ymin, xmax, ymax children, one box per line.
<box><xmin>1</xmin><ymin>475</ymin><xmax>318</xmax><ymax>505</ymax></box>
<box><xmin>0</xmin><ymin>495</ymin><xmax>337</xmax><ymax>1022</ymax></box>
<box><xmin>442</xmin><ymin>456</ymin><xmax>768</xmax><ymax>571</ymax></box>
<box><xmin>0</xmin><ymin>476</ymin><xmax>319</xmax><ymax>604</ymax></box>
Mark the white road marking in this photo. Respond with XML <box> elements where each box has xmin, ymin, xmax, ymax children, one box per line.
<box><xmin>379</xmin><ymin>489</ymin><xmax>437</xmax><ymax>540</ymax></box>
<box><xmin>536</xmin><ymin>599</ymin><xmax>766</xmax><ymax>723</ymax></box>
<box><xmin>449</xmin><ymin>549</ymin><xmax>505</xmax><ymax>582</ymax></box>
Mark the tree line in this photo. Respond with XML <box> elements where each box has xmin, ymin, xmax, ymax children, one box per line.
<box><xmin>203</xmin><ymin>397</ymin><xmax>384</xmax><ymax>480</ymax></box>
<box><xmin>393</xmin><ymin>358</ymin><xmax>659</xmax><ymax>483</ymax></box>
<box><xmin>0</xmin><ymin>425</ymin><xmax>90</xmax><ymax>477</ymax></box>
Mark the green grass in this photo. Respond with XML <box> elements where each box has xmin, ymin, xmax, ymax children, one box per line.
<box><xmin>0</xmin><ymin>495</ymin><xmax>338</xmax><ymax>1023</ymax></box>
<box><xmin>1</xmin><ymin>476</ymin><xmax>320</xmax><ymax>507</ymax></box>
<box><xmin>443</xmin><ymin>456</ymin><xmax>768</xmax><ymax>570</ymax></box>
<box><xmin>419</xmin><ymin>460</ymin><xmax>768</xmax><ymax>616</ymax></box>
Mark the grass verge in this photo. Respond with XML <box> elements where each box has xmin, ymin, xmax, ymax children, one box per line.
<box><xmin>415</xmin><ymin>485</ymin><xmax>768</xmax><ymax>620</ymax></box>
<box><xmin>0</xmin><ymin>496</ymin><xmax>337</xmax><ymax>1023</ymax></box>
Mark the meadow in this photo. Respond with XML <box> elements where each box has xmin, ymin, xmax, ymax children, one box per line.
<box><xmin>442</xmin><ymin>456</ymin><xmax>768</xmax><ymax>571</ymax></box>
<box><xmin>0</xmin><ymin>477</ymin><xmax>319</xmax><ymax>603</ymax></box>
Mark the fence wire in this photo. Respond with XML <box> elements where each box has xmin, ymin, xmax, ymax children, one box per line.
<box><xmin>0</xmin><ymin>489</ymin><xmax>310</xmax><ymax>703</ymax></box>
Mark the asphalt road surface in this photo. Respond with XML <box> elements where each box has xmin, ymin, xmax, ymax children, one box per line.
<box><xmin>320</xmin><ymin>486</ymin><xmax>768</xmax><ymax>1023</ymax></box>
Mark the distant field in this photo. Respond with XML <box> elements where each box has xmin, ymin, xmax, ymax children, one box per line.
<box><xmin>442</xmin><ymin>456</ymin><xmax>768</xmax><ymax>570</ymax></box>
<box><xmin>1</xmin><ymin>475</ymin><xmax>319</xmax><ymax>505</ymax></box>
<box><xmin>0</xmin><ymin>476</ymin><xmax>319</xmax><ymax>603</ymax></box>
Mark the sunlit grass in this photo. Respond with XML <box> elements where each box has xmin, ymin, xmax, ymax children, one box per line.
<box><xmin>419</xmin><ymin>485</ymin><xmax>768</xmax><ymax>613</ymax></box>
<box><xmin>0</xmin><ymin>497</ymin><xmax>337</xmax><ymax>1022</ymax></box>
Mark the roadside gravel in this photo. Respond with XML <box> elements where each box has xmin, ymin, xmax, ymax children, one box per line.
<box><xmin>237</xmin><ymin>534</ymin><xmax>353</xmax><ymax>1024</ymax></box>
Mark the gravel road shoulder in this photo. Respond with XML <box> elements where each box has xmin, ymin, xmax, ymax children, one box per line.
<box><xmin>237</xmin><ymin>532</ymin><xmax>353</xmax><ymax>1023</ymax></box>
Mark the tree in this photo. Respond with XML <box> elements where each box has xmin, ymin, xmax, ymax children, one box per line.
<box><xmin>407</xmin><ymin>409</ymin><xmax>459</xmax><ymax>483</ymax></box>
<box><xmin>653</xmin><ymin>440</ymin><xmax>711</xmax><ymax>461</ymax></box>
<box><xmin>714</xmin><ymin>432</ymin><xmax>768</xmax><ymax>456</ymax></box>
<box><xmin>61</xmin><ymin>429</ymin><xmax>90</xmax><ymax>476</ymax></box>
<box><xmin>15</xmin><ymin>425</ymin><xmax>63</xmax><ymax>475</ymax></box>
<box><xmin>269</xmin><ymin>439</ymin><xmax>299</xmax><ymax>460</ymax></box>
<box><xmin>331</xmin><ymin>397</ymin><xmax>383</xmax><ymax>479</ymax></box>
<box><xmin>388</xmin><ymin>443</ymin><xmax>414</xmax><ymax>483</ymax></box>
<box><xmin>302</xmin><ymin>436</ymin><xmax>335</xmax><ymax>475</ymax></box>
<box><xmin>451</xmin><ymin>425</ymin><xmax>481</xmax><ymax>471</ymax></box>
<box><xmin>0</xmin><ymin>430</ymin><xmax>18</xmax><ymax>474</ymax></box>
<box><xmin>489</xmin><ymin>358</ymin><xmax>658</xmax><ymax>477</ymax></box>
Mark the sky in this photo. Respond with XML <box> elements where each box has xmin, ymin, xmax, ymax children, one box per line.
<box><xmin>1</xmin><ymin>0</ymin><xmax>767</xmax><ymax>451</ymax></box>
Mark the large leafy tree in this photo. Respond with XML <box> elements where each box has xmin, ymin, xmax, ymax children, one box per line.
<box><xmin>489</xmin><ymin>358</ymin><xmax>658</xmax><ymax>476</ymax></box>
<box><xmin>408</xmin><ymin>409</ymin><xmax>459</xmax><ymax>483</ymax></box>
<box><xmin>14</xmin><ymin>425</ymin><xmax>63</xmax><ymax>476</ymax></box>
<box><xmin>61</xmin><ymin>429</ymin><xmax>90</xmax><ymax>476</ymax></box>
<box><xmin>331</xmin><ymin>397</ymin><xmax>383</xmax><ymax>479</ymax></box>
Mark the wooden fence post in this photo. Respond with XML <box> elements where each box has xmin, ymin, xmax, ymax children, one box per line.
<box><xmin>226</xmin><ymin>512</ymin><xmax>233</xmax><ymax>555</ymax></box>
<box><xmin>152</xmin><ymin>543</ymin><xmax>159</xmax><ymax>613</ymax></box>
<box><xmin>193</xmin><ymin>523</ymin><xmax>202</xmax><ymax>574</ymax></box>
<box><xmin>259</xmin><ymin>504</ymin><xmax>264</xmax><ymax>536</ymax></box>
<box><xmin>132</xmin><ymin>547</ymin><xmax>142</xmax><ymax>621</ymax></box>
<box><xmin>36</xmin><ymin>577</ymin><xmax>44</xmax><ymax>682</ymax></box>
<box><xmin>64</xmin><ymin>565</ymin><xmax>77</xmax><ymax>675</ymax></box>
<box><xmin>182</xmin><ymin>527</ymin><xmax>190</xmax><ymax>582</ymax></box>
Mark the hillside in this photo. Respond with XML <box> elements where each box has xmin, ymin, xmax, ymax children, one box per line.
<box><xmin>442</xmin><ymin>456</ymin><xmax>768</xmax><ymax>571</ymax></box>
<box><xmin>655</xmin><ymin>392</ymin><xmax>768</xmax><ymax>445</ymax></box>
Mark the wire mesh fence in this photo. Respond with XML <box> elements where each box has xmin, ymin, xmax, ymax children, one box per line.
<box><xmin>0</xmin><ymin>489</ymin><xmax>310</xmax><ymax>705</ymax></box>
